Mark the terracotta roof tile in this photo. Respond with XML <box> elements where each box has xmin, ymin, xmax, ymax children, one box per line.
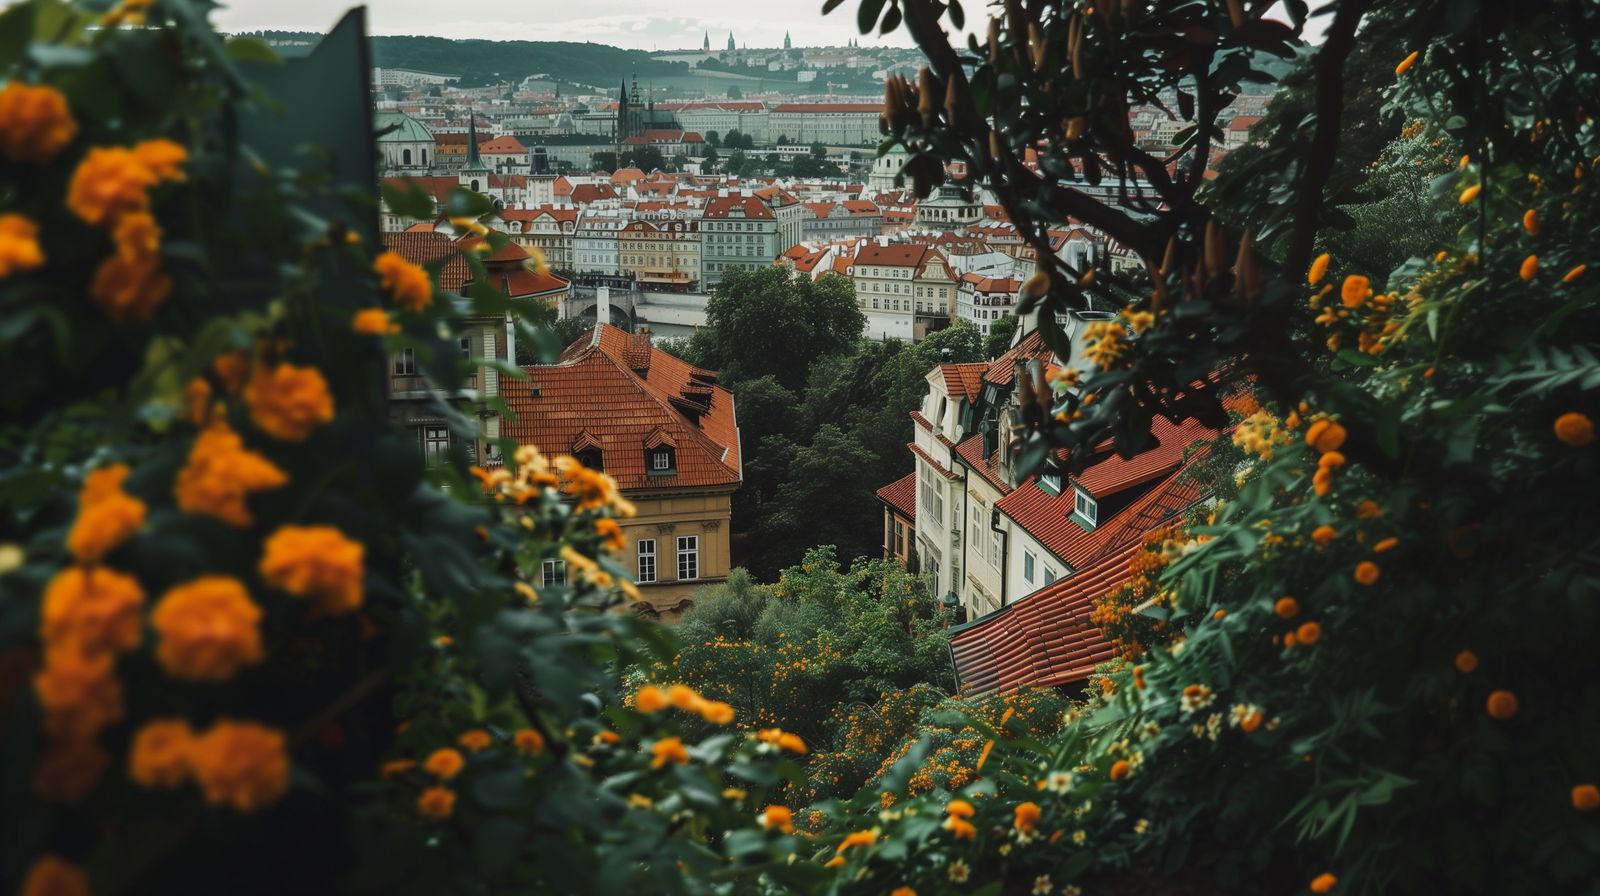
<box><xmin>381</xmin><ymin>231</ymin><xmax>471</xmax><ymax>291</ymax></box>
<box><xmin>940</xmin><ymin>363</ymin><xmax>986</xmax><ymax>403</ymax></box>
<box><xmin>876</xmin><ymin>471</ymin><xmax>917</xmax><ymax>518</ymax></box>
<box><xmin>502</xmin><ymin>326</ymin><xmax>741</xmax><ymax>493</ymax></box>
<box><xmin>983</xmin><ymin>330</ymin><xmax>1053</xmax><ymax>386</ymax></box>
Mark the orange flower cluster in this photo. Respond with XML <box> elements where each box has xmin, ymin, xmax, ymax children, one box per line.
<box><xmin>513</xmin><ymin>728</ymin><xmax>545</xmax><ymax>754</ymax></box>
<box><xmin>65</xmin><ymin>463</ymin><xmax>146</xmax><ymax>562</ymax></box>
<box><xmin>1014</xmin><ymin>800</ymin><xmax>1041</xmax><ymax>833</ymax></box>
<box><xmin>41</xmin><ymin>566</ymin><xmax>144</xmax><ymax>656</ymax></box>
<box><xmin>634</xmin><ymin>682</ymin><xmax>737</xmax><ymax>725</ymax></box>
<box><xmin>129</xmin><ymin>718</ymin><xmax>196</xmax><ymax>787</ymax></box>
<box><xmin>757</xmin><ymin>727</ymin><xmax>808</xmax><ymax>755</ymax></box>
<box><xmin>243</xmin><ymin>362</ymin><xmax>335</xmax><ymax>442</ymax></box>
<box><xmin>0</xmin><ymin>82</ymin><xmax>77</xmax><ymax>164</ymax></box>
<box><xmin>259</xmin><ymin>524</ymin><xmax>365</xmax><ymax>615</ymax></box>
<box><xmin>1305</xmin><ymin>418</ymin><xmax>1348</xmax><ymax>496</ymax></box>
<box><xmin>1081</xmin><ymin>320</ymin><xmax>1128</xmax><ymax>369</ymax></box>
<box><xmin>0</xmin><ymin>213</ymin><xmax>46</xmax><ymax>278</ymax></box>
<box><xmin>942</xmin><ymin>798</ymin><xmax>978</xmax><ymax>839</ymax></box>
<box><xmin>417</xmin><ymin>785</ymin><xmax>456</xmax><ymax>819</ymax></box>
<box><xmin>373</xmin><ymin>250</ymin><xmax>434</xmax><ymax>311</ymax></box>
<box><xmin>185</xmin><ymin>720</ymin><xmax>290</xmax><ymax>811</ymax></box>
<box><xmin>650</xmin><ymin>735</ymin><xmax>691</xmax><ymax>768</ymax></box>
<box><xmin>555</xmin><ymin>453</ymin><xmax>636</xmax><ymax>516</ymax></box>
<box><xmin>424</xmin><ymin>747</ymin><xmax>466</xmax><ymax>779</ymax></box>
<box><xmin>758</xmin><ymin>804</ymin><xmax>795</xmax><ymax>833</ymax></box>
<box><xmin>351</xmin><ymin>307</ymin><xmax>399</xmax><ymax>335</ymax></box>
<box><xmin>458</xmin><ymin>729</ymin><xmax>493</xmax><ymax>752</ymax></box>
<box><xmin>66</xmin><ymin>139</ymin><xmax>187</xmax><ymax>320</ymax></box>
<box><xmin>151</xmin><ymin>576</ymin><xmax>264</xmax><ymax>681</ymax></box>
<box><xmin>173</xmin><ymin>421</ymin><xmax>289</xmax><ymax>526</ymax></box>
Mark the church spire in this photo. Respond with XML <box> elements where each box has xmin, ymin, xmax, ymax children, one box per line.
<box><xmin>464</xmin><ymin>109</ymin><xmax>486</xmax><ymax>172</ymax></box>
<box><xmin>727</xmin><ymin>31</ymin><xmax>736</xmax><ymax>52</ymax></box>
<box><xmin>784</xmin><ymin>31</ymin><xmax>791</xmax><ymax>50</ymax></box>
<box><xmin>703</xmin><ymin>30</ymin><xmax>710</xmax><ymax>51</ymax></box>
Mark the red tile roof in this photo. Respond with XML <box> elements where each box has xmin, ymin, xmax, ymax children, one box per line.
<box><xmin>478</xmin><ymin>135</ymin><xmax>526</xmax><ymax>154</ymax></box>
<box><xmin>569</xmin><ymin>183</ymin><xmax>618</xmax><ymax>205</ymax></box>
<box><xmin>983</xmin><ymin>330</ymin><xmax>1053</xmax><ymax>386</ymax></box>
<box><xmin>502</xmin><ymin>326</ymin><xmax>741</xmax><ymax>493</ymax></box>
<box><xmin>876</xmin><ymin>471</ymin><xmax>917</xmax><ymax>519</ymax></box>
<box><xmin>381</xmin><ymin>230</ymin><xmax>470</xmax><ymax>291</ymax></box>
<box><xmin>940</xmin><ymin>363</ymin><xmax>986</xmax><ymax>403</ymax></box>
<box><xmin>704</xmin><ymin>195</ymin><xmax>774</xmax><ymax>220</ymax></box>
<box><xmin>954</xmin><ymin>433</ymin><xmax>1008</xmax><ymax>492</ymax></box>
<box><xmin>769</xmin><ymin>103</ymin><xmax>881</xmax><ymax>113</ymax></box>
<box><xmin>949</xmin><ymin>541</ymin><xmax>1141</xmax><ymax>693</ymax></box>
<box><xmin>853</xmin><ymin>242</ymin><xmax>932</xmax><ymax>268</ymax></box>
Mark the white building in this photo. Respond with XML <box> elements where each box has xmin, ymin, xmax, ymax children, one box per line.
<box><xmin>573</xmin><ymin>213</ymin><xmax>624</xmax><ymax>275</ymax></box>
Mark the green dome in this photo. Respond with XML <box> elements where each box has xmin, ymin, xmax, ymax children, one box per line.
<box><xmin>375</xmin><ymin>110</ymin><xmax>433</xmax><ymax>143</ymax></box>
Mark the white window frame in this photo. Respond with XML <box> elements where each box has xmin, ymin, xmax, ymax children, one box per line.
<box><xmin>422</xmin><ymin>426</ymin><xmax>450</xmax><ymax>466</ymax></box>
<box><xmin>1023</xmin><ymin>551</ymin><xmax>1036</xmax><ymax>585</ymax></box>
<box><xmin>676</xmin><ymin>535</ymin><xmax>699</xmax><ymax>582</ymax></box>
<box><xmin>651</xmin><ymin>449</ymin><xmax>672</xmax><ymax>471</ymax></box>
<box><xmin>1074</xmin><ymin>490</ymin><xmax>1098</xmax><ymax>525</ymax></box>
<box><xmin>541</xmin><ymin>558</ymin><xmax>566</xmax><ymax>587</ymax></box>
<box><xmin>1043</xmin><ymin>566</ymin><xmax>1059</xmax><ymax>586</ymax></box>
<box><xmin>394</xmin><ymin>347</ymin><xmax>418</xmax><ymax>376</ymax></box>
<box><xmin>636</xmin><ymin>539</ymin><xmax>657</xmax><ymax>583</ymax></box>
<box><xmin>988</xmin><ymin>528</ymin><xmax>1002</xmax><ymax>569</ymax></box>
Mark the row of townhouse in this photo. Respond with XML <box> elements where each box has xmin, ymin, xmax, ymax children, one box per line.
<box><xmin>701</xmin><ymin>189</ymin><xmax>803</xmax><ymax>287</ymax></box>
<box><xmin>878</xmin><ymin>315</ymin><xmax>1222</xmax><ymax>693</ymax></box>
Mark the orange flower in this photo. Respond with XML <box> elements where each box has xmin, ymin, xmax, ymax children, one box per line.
<box><xmin>373</xmin><ymin>250</ymin><xmax>434</xmax><ymax>311</ymax></box>
<box><xmin>424</xmin><ymin>747</ymin><xmax>466</xmax><ymax>779</ymax></box>
<box><xmin>173</xmin><ymin>421</ymin><xmax>289</xmax><ymax>526</ymax></box>
<box><xmin>635</xmin><ymin>684</ymin><xmax>669</xmax><ymax>713</ymax></box>
<box><xmin>0</xmin><ymin>213</ymin><xmax>46</xmax><ymax>277</ymax></box>
<box><xmin>65</xmin><ymin>464</ymin><xmax>146</xmax><ymax>562</ymax></box>
<box><xmin>667</xmin><ymin>683</ymin><xmax>703</xmax><ymax>711</ymax></box>
<box><xmin>1373</xmin><ymin>537</ymin><xmax>1399</xmax><ymax>553</ymax></box>
<box><xmin>1317</xmin><ymin>450</ymin><xmax>1346</xmax><ymax>470</ymax></box>
<box><xmin>258</xmin><ymin>524</ymin><xmax>365</xmax><ymax>615</ymax></box>
<box><xmin>1554</xmin><ymin>412</ymin><xmax>1594</xmax><ymax>447</ymax></box>
<box><xmin>351</xmin><ymin>307</ymin><xmax>399</xmax><ymax>335</ymax></box>
<box><xmin>595</xmin><ymin>516</ymin><xmax>625</xmax><ymax>552</ymax></box>
<box><xmin>758</xmin><ymin>804</ymin><xmax>795</xmax><ymax>833</ymax></box>
<box><xmin>381</xmin><ymin>758</ymin><xmax>417</xmax><ymax>780</ymax></box>
<box><xmin>131</xmin><ymin>138</ymin><xmax>188</xmax><ymax>182</ymax></box>
<box><xmin>184</xmin><ymin>377</ymin><xmax>215</xmax><ymax>426</ymax></box>
<box><xmin>1310</xmin><ymin>872</ymin><xmax>1338</xmax><ymax>893</ymax></box>
<box><xmin>650</xmin><ymin>736</ymin><xmax>690</xmax><ymax>768</ymax></box>
<box><xmin>1305</xmin><ymin>419</ymin><xmax>1347</xmax><ymax>453</ymax></box>
<box><xmin>19</xmin><ymin>854</ymin><xmax>89</xmax><ymax>896</ymax></box>
<box><xmin>188</xmin><ymin>720</ymin><xmax>289</xmax><ymax>811</ymax></box>
<box><xmin>946</xmin><ymin>798</ymin><xmax>975</xmax><ymax>818</ymax></box>
<box><xmin>1353</xmin><ymin>561</ymin><xmax>1380</xmax><ymax>586</ymax></box>
<box><xmin>891</xmin><ymin>888</ymin><xmax>917</xmax><ymax>896</ymax></box>
<box><xmin>129</xmin><ymin>718</ymin><xmax>196</xmax><ymax>788</ymax></box>
<box><xmin>1454</xmin><ymin>649</ymin><xmax>1478</xmax><ymax>673</ymax></box>
<box><xmin>151</xmin><ymin>576</ymin><xmax>265</xmax><ymax>681</ymax></box>
<box><xmin>1296</xmin><ymin>621</ymin><xmax>1322</xmax><ymax>645</ymax></box>
<box><xmin>417</xmin><ymin>785</ymin><xmax>456</xmax><ymax>819</ymax></box>
<box><xmin>1014</xmin><ymin>800</ymin><xmax>1041</xmax><ymax>832</ymax></box>
<box><xmin>34</xmin><ymin>645</ymin><xmax>123</xmax><ymax>740</ymax></box>
<box><xmin>213</xmin><ymin>350</ymin><xmax>250</xmax><ymax>393</ymax></box>
<box><xmin>1458</xmin><ymin>184</ymin><xmax>1481</xmax><ymax>204</ymax></box>
<box><xmin>458</xmin><ymin>729</ymin><xmax>492</xmax><ymax>753</ymax></box>
<box><xmin>40</xmin><ymin>566</ymin><xmax>145</xmax><ymax>655</ymax></box>
<box><xmin>1274</xmin><ymin>597</ymin><xmax>1300</xmax><ymax>619</ymax></box>
<box><xmin>942</xmin><ymin>816</ymin><xmax>977</xmax><ymax>839</ymax></box>
<box><xmin>244</xmin><ymin>362</ymin><xmax>335</xmax><ymax>442</ymax></box>
<box><xmin>1311</xmin><ymin>525</ymin><xmax>1337</xmax><ymax>546</ymax></box>
<box><xmin>1485</xmin><ymin>690</ymin><xmax>1518</xmax><ymax>721</ymax></box>
<box><xmin>1562</xmin><ymin>264</ymin><xmax>1587</xmax><ymax>283</ymax></box>
<box><xmin>1522</xmin><ymin>208</ymin><xmax>1539</xmax><ymax>235</ymax></box>
<box><xmin>835</xmin><ymin>829</ymin><xmax>877</xmax><ymax>853</ymax></box>
<box><xmin>1573</xmin><ymin>784</ymin><xmax>1600</xmax><ymax>812</ymax></box>
<box><xmin>33</xmin><ymin>736</ymin><xmax>109</xmax><ymax>804</ymax></box>
<box><xmin>1394</xmin><ymin>50</ymin><xmax>1419</xmax><ymax>75</ymax></box>
<box><xmin>66</xmin><ymin>146</ymin><xmax>157</xmax><ymax>226</ymax></box>
<box><xmin>1519</xmin><ymin>255</ymin><xmax>1538</xmax><ymax>281</ymax></box>
<box><xmin>112</xmin><ymin>210</ymin><xmax>161</xmax><ymax>259</ymax></box>
<box><xmin>1306</xmin><ymin>253</ymin><xmax>1330</xmax><ymax>286</ymax></box>
<box><xmin>700</xmin><ymin>700</ymin><xmax>736</xmax><ymax>725</ymax></box>
<box><xmin>1239</xmin><ymin>709</ymin><xmax>1264</xmax><ymax>733</ymax></box>
<box><xmin>90</xmin><ymin>251</ymin><xmax>172</xmax><ymax>321</ymax></box>
<box><xmin>513</xmin><ymin>728</ymin><xmax>545</xmax><ymax>755</ymax></box>
<box><xmin>0</xmin><ymin>82</ymin><xmax>77</xmax><ymax>164</ymax></box>
<box><xmin>823</xmin><ymin>856</ymin><xmax>845</xmax><ymax>868</ymax></box>
<box><xmin>1109</xmin><ymin>759</ymin><xmax>1131</xmax><ymax>781</ymax></box>
<box><xmin>1338</xmin><ymin>276</ymin><xmax>1369</xmax><ymax>309</ymax></box>
<box><xmin>1355</xmin><ymin>499</ymin><xmax>1383</xmax><ymax>520</ymax></box>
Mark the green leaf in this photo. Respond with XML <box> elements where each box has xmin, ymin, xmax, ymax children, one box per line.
<box><xmin>858</xmin><ymin>0</ymin><xmax>887</xmax><ymax>34</ymax></box>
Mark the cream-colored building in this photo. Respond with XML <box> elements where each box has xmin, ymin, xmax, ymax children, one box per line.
<box><xmin>505</xmin><ymin>325</ymin><xmax>741</xmax><ymax>618</ymax></box>
<box><xmin>847</xmin><ymin>240</ymin><xmax>959</xmax><ymax>342</ymax></box>
<box><xmin>618</xmin><ymin>218</ymin><xmax>702</xmax><ymax>288</ymax></box>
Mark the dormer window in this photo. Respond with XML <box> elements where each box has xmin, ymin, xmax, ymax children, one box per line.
<box><xmin>1039</xmin><ymin>473</ymin><xmax>1063</xmax><ymax>494</ymax></box>
<box><xmin>575</xmin><ymin>448</ymin><xmax>603</xmax><ymax>471</ymax></box>
<box><xmin>650</xmin><ymin>448</ymin><xmax>674</xmax><ymax>472</ymax></box>
<box><xmin>1074</xmin><ymin>489</ymin><xmax>1098</xmax><ymax>526</ymax></box>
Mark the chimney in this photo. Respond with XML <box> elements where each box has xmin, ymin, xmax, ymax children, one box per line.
<box><xmin>595</xmin><ymin>286</ymin><xmax>611</xmax><ymax>328</ymax></box>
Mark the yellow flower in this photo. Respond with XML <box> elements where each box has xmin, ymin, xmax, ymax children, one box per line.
<box><xmin>34</xmin><ymin>644</ymin><xmax>123</xmax><ymax>741</ymax></box>
<box><xmin>151</xmin><ymin>576</ymin><xmax>265</xmax><ymax>681</ymax></box>
<box><xmin>1394</xmin><ymin>50</ymin><xmax>1418</xmax><ymax>75</ymax></box>
<box><xmin>1554</xmin><ymin>412</ymin><xmax>1594</xmax><ymax>447</ymax></box>
<box><xmin>351</xmin><ymin>307</ymin><xmax>399</xmax><ymax>335</ymax></box>
<box><xmin>418</xmin><ymin>785</ymin><xmax>456</xmax><ymax>819</ymax></box>
<box><xmin>174</xmin><ymin>421</ymin><xmax>289</xmax><ymax>526</ymax></box>
<box><xmin>1307</xmin><ymin>253</ymin><xmax>1330</xmax><ymax>285</ymax></box>
<box><xmin>0</xmin><ymin>213</ymin><xmax>46</xmax><ymax>277</ymax></box>
<box><xmin>258</xmin><ymin>524</ymin><xmax>365</xmax><ymax>615</ymax></box>
<box><xmin>66</xmin><ymin>146</ymin><xmax>157</xmax><ymax>226</ymax></box>
<box><xmin>0</xmin><ymin>82</ymin><xmax>77</xmax><ymax>164</ymax></box>
<box><xmin>424</xmin><ymin>748</ymin><xmax>466</xmax><ymax>779</ymax></box>
<box><xmin>373</xmin><ymin>250</ymin><xmax>434</xmax><ymax>311</ymax></box>
<box><xmin>90</xmin><ymin>251</ymin><xmax>171</xmax><ymax>321</ymax></box>
<box><xmin>458</xmin><ymin>729</ymin><xmax>492</xmax><ymax>752</ymax></box>
<box><xmin>700</xmin><ymin>700</ymin><xmax>736</xmax><ymax>725</ymax></box>
<box><xmin>19</xmin><ymin>855</ymin><xmax>89</xmax><ymax>896</ymax></box>
<box><xmin>244</xmin><ymin>362</ymin><xmax>335</xmax><ymax>442</ymax></box>
<box><xmin>650</xmin><ymin>736</ymin><xmax>690</xmax><ymax>768</ymax></box>
<box><xmin>65</xmin><ymin>463</ymin><xmax>146</xmax><ymax>563</ymax></box>
<box><xmin>40</xmin><ymin>566</ymin><xmax>145</xmax><ymax>655</ymax></box>
<box><xmin>129</xmin><ymin>718</ymin><xmax>196</xmax><ymax>788</ymax></box>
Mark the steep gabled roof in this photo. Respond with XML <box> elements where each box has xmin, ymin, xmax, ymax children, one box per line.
<box><xmin>983</xmin><ymin>330</ymin><xmax>1053</xmax><ymax>386</ymax></box>
<box><xmin>478</xmin><ymin>135</ymin><xmax>526</xmax><ymax>154</ymax></box>
<box><xmin>381</xmin><ymin>230</ymin><xmax>471</xmax><ymax>291</ymax></box>
<box><xmin>502</xmin><ymin>326</ymin><xmax>741</xmax><ymax>493</ymax></box>
<box><xmin>939</xmin><ymin>363</ymin><xmax>986</xmax><ymax>403</ymax></box>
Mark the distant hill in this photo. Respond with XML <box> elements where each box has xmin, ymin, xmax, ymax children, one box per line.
<box><xmin>241</xmin><ymin>31</ymin><xmax>691</xmax><ymax>90</ymax></box>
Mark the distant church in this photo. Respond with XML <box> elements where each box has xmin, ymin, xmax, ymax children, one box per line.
<box><xmin>616</xmin><ymin>75</ymin><xmax>676</xmax><ymax>144</ymax></box>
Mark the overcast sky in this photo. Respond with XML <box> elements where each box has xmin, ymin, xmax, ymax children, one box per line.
<box><xmin>214</xmin><ymin>1</ymin><xmax>1328</xmax><ymax>50</ymax></box>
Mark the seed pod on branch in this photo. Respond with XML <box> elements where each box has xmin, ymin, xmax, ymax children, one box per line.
<box><xmin>1159</xmin><ymin>235</ymin><xmax>1178</xmax><ymax>277</ymax></box>
<box><xmin>1069</xmin><ymin>15</ymin><xmax>1084</xmax><ymax>80</ymax></box>
<box><xmin>1204</xmin><ymin>220</ymin><xmax>1225</xmax><ymax>278</ymax></box>
<box><xmin>1065</xmin><ymin>115</ymin><xmax>1087</xmax><ymax>142</ymax></box>
<box><xmin>1032</xmin><ymin>361</ymin><xmax>1053</xmax><ymax>422</ymax></box>
<box><xmin>1016</xmin><ymin>360</ymin><xmax>1041</xmax><ymax>427</ymax></box>
<box><xmin>1029</xmin><ymin>22</ymin><xmax>1050</xmax><ymax>73</ymax></box>
<box><xmin>1235</xmin><ymin>228</ymin><xmax>1260</xmax><ymax>301</ymax></box>
<box><xmin>917</xmin><ymin>67</ymin><xmax>940</xmax><ymax>128</ymax></box>
<box><xmin>988</xmin><ymin>17</ymin><xmax>1002</xmax><ymax>64</ymax></box>
<box><xmin>1019</xmin><ymin>269</ymin><xmax>1051</xmax><ymax>313</ymax></box>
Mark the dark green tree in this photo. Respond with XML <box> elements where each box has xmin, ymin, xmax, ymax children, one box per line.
<box><xmin>982</xmin><ymin>314</ymin><xmax>1017</xmax><ymax>358</ymax></box>
<box><xmin>693</xmin><ymin>267</ymin><xmax>863</xmax><ymax>391</ymax></box>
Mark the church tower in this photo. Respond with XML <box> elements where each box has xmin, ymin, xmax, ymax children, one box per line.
<box><xmin>784</xmin><ymin>31</ymin><xmax>792</xmax><ymax>50</ymax></box>
<box><xmin>727</xmin><ymin>32</ymin><xmax>736</xmax><ymax>52</ymax></box>
<box><xmin>703</xmin><ymin>31</ymin><xmax>710</xmax><ymax>52</ymax></box>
